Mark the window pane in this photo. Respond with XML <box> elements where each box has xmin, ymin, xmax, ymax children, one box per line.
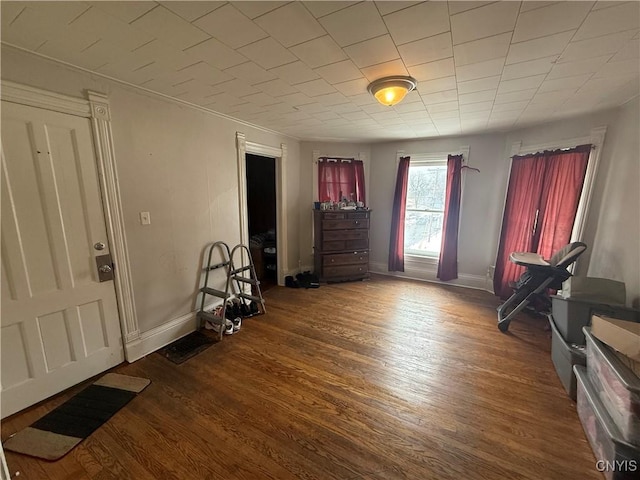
<box><xmin>404</xmin><ymin>211</ymin><xmax>444</xmax><ymax>255</ymax></box>
<box><xmin>406</xmin><ymin>165</ymin><xmax>447</xmax><ymax>211</ymax></box>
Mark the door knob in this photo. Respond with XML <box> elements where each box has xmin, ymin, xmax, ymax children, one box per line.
<box><xmin>99</xmin><ymin>265</ymin><xmax>112</xmax><ymax>273</ymax></box>
<box><xmin>94</xmin><ymin>242</ymin><xmax>106</xmax><ymax>250</ymax></box>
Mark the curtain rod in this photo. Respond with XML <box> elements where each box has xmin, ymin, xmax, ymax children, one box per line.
<box><xmin>511</xmin><ymin>143</ymin><xmax>594</xmax><ymax>159</ymax></box>
<box><xmin>318</xmin><ymin>156</ymin><xmax>356</xmax><ymax>162</ymax></box>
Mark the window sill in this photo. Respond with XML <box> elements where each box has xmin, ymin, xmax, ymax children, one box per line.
<box><xmin>405</xmin><ymin>254</ymin><xmax>439</xmax><ymax>266</ymax></box>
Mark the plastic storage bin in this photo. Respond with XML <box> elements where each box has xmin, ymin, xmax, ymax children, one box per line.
<box><xmin>551</xmin><ymin>296</ymin><xmax>637</xmax><ymax>344</ymax></box>
<box><xmin>549</xmin><ymin>314</ymin><xmax>586</xmax><ymax>400</ymax></box>
<box><xmin>575</xmin><ymin>365</ymin><xmax>640</xmax><ymax>480</ymax></box>
<box><xmin>584</xmin><ymin>327</ymin><xmax>640</xmax><ymax>446</ymax></box>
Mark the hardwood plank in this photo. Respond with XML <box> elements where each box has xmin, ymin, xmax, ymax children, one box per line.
<box><xmin>2</xmin><ymin>275</ymin><xmax>601</xmax><ymax>479</ymax></box>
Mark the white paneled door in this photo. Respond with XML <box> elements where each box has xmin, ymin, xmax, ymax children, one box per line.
<box><xmin>1</xmin><ymin>101</ymin><xmax>124</xmax><ymax>418</ymax></box>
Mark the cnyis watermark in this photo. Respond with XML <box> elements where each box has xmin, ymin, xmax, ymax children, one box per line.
<box><xmin>596</xmin><ymin>460</ymin><xmax>638</xmax><ymax>473</ymax></box>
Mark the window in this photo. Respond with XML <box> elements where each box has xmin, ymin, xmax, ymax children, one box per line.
<box><xmin>317</xmin><ymin>159</ymin><xmax>365</xmax><ymax>203</ymax></box>
<box><xmin>404</xmin><ymin>159</ymin><xmax>447</xmax><ymax>257</ymax></box>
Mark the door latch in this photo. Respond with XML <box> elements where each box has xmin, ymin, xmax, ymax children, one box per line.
<box><xmin>96</xmin><ymin>254</ymin><xmax>114</xmax><ymax>282</ymax></box>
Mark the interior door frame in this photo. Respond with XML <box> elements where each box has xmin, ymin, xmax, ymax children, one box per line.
<box><xmin>1</xmin><ymin>80</ymin><xmax>140</xmax><ymax>359</ymax></box>
<box><xmin>236</xmin><ymin>132</ymin><xmax>287</xmax><ymax>286</ymax></box>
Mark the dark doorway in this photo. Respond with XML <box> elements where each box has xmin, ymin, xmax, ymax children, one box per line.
<box><xmin>246</xmin><ymin>153</ymin><xmax>277</xmax><ymax>292</ymax></box>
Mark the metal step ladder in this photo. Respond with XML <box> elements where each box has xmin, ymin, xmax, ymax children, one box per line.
<box><xmin>197</xmin><ymin>241</ymin><xmax>233</xmax><ymax>341</ymax></box>
<box><xmin>229</xmin><ymin>243</ymin><xmax>266</xmax><ymax>316</ymax></box>
<box><xmin>197</xmin><ymin>242</ymin><xmax>265</xmax><ymax>341</ymax></box>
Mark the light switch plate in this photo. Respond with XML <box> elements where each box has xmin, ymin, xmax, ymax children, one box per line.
<box><xmin>140</xmin><ymin>211</ymin><xmax>151</xmax><ymax>225</ymax></box>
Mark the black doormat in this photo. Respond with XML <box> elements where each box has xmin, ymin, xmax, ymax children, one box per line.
<box><xmin>3</xmin><ymin>373</ymin><xmax>150</xmax><ymax>461</ymax></box>
<box><xmin>159</xmin><ymin>330</ymin><xmax>215</xmax><ymax>364</ymax></box>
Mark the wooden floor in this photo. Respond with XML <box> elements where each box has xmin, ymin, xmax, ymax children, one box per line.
<box><xmin>2</xmin><ymin>275</ymin><xmax>600</xmax><ymax>480</ymax></box>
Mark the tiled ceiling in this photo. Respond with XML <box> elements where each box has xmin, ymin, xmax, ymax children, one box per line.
<box><xmin>2</xmin><ymin>1</ymin><xmax>639</xmax><ymax>141</ymax></box>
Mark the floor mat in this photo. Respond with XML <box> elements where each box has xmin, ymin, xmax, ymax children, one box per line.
<box><xmin>3</xmin><ymin>373</ymin><xmax>150</xmax><ymax>461</ymax></box>
<box><xmin>158</xmin><ymin>330</ymin><xmax>215</xmax><ymax>364</ymax></box>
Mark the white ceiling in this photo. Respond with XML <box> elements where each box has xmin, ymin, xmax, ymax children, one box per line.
<box><xmin>2</xmin><ymin>1</ymin><xmax>639</xmax><ymax>141</ymax></box>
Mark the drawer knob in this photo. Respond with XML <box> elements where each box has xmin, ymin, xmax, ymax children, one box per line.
<box><xmin>331</xmin><ymin>259</ymin><xmax>335</xmax><ymax>262</ymax></box>
<box><xmin>355</xmin><ymin>220</ymin><xmax>359</xmax><ymax>224</ymax></box>
<box><xmin>359</xmin><ymin>257</ymin><xmax>363</xmax><ymax>260</ymax></box>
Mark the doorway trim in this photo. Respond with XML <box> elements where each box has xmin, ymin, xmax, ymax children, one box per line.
<box><xmin>236</xmin><ymin>132</ymin><xmax>287</xmax><ymax>285</ymax></box>
<box><xmin>1</xmin><ymin>80</ymin><xmax>140</xmax><ymax>358</ymax></box>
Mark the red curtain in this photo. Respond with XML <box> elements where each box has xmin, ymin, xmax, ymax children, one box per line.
<box><xmin>318</xmin><ymin>159</ymin><xmax>365</xmax><ymax>203</ymax></box>
<box><xmin>493</xmin><ymin>145</ymin><xmax>591</xmax><ymax>298</ymax></box>
<box><xmin>388</xmin><ymin>156</ymin><xmax>410</xmax><ymax>272</ymax></box>
<box><xmin>437</xmin><ymin>155</ymin><xmax>463</xmax><ymax>281</ymax></box>
<box><xmin>535</xmin><ymin>150</ymin><xmax>589</xmax><ymax>260</ymax></box>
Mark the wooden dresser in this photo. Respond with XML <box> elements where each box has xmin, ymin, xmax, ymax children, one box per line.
<box><xmin>313</xmin><ymin>209</ymin><xmax>370</xmax><ymax>282</ymax></box>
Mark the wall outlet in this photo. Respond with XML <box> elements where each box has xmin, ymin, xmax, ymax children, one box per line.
<box><xmin>140</xmin><ymin>211</ymin><xmax>151</xmax><ymax>225</ymax></box>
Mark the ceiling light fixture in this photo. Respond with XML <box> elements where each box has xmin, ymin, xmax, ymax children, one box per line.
<box><xmin>367</xmin><ymin>76</ymin><xmax>418</xmax><ymax>107</ymax></box>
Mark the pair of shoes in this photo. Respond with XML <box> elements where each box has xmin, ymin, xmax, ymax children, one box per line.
<box><xmin>249</xmin><ymin>300</ymin><xmax>259</xmax><ymax>315</ymax></box>
<box><xmin>224</xmin><ymin>317</ymin><xmax>241</xmax><ymax>334</ymax></box>
<box><xmin>226</xmin><ymin>299</ymin><xmax>242</xmax><ymax>319</ymax></box>
<box><xmin>223</xmin><ymin>318</ymin><xmax>236</xmax><ymax>335</ymax></box>
<box><xmin>204</xmin><ymin>305</ymin><xmax>225</xmax><ymax>331</ymax></box>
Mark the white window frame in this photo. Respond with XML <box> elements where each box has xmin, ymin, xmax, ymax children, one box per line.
<box><xmin>404</xmin><ymin>154</ymin><xmax>448</xmax><ymax>259</ymax></box>
<box><xmin>398</xmin><ymin>147</ymin><xmax>470</xmax><ymax>264</ymax></box>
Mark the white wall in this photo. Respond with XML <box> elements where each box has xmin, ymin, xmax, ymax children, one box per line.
<box><xmin>298</xmin><ymin>141</ymin><xmax>371</xmax><ymax>269</ymax></box>
<box><xmin>584</xmin><ymin>98</ymin><xmax>640</xmax><ymax>307</ymax></box>
<box><xmin>1</xmin><ymin>46</ymin><xmax>301</xmax><ymax>341</ymax></box>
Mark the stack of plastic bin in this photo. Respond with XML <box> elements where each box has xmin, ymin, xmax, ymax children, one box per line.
<box><xmin>548</xmin><ymin>278</ymin><xmax>631</xmax><ymax>400</ymax></box>
<box><xmin>573</xmin><ymin>327</ymin><xmax>640</xmax><ymax>479</ymax></box>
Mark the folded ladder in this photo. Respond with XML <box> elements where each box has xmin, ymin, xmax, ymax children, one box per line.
<box><xmin>197</xmin><ymin>241</ymin><xmax>265</xmax><ymax>341</ymax></box>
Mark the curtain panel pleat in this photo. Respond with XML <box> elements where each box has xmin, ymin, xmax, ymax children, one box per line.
<box><xmin>388</xmin><ymin>156</ymin><xmax>410</xmax><ymax>272</ymax></box>
<box><xmin>437</xmin><ymin>154</ymin><xmax>463</xmax><ymax>281</ymax></box>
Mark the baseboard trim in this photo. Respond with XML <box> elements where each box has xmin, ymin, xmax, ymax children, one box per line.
<box><xmin>124</xmin><ymin>301</ymin><xmax>219</xmax><ymax>362</ymax></box>
<box><xmin>369</xmin><ymin>261</ymin><xmax>491</xmax><ymax>292</ymax></box>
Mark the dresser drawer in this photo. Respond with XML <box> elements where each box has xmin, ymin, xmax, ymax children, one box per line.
<box><xmin>323</xmin><ymin>219</ymin><xmax>369</xmax><ymax>230</ymax></box>
<box><xmin>324</xmin><ymin>264</ymin><xmax>368</xmax><ymax>278</ymax></box>
<box><xmin>323</xmin><ymin>229</ymin><xmax>368</xmax><ymax>241</ymax></box>
<box><xmin>321</xmin><ymin>212</ymin><xmax>345</xmax><ymax>220</ymax></box>
<box><xmin>323</xmin><ymin>251</ymin><xmax>368</xmax><ymax>267</ymax></box>
<box><xmin>322</xmin><ymin>240</ymin><xmax>369</xmax><ymax>252</ymax></box>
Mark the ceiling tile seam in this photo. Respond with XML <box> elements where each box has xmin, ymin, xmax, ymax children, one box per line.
<box><xmin>187</xmin><ymin>3</ymin><xmax>265</xmax><ymax>50</ymax></box>
<box><xmin>451</xmin><ymin>30</ymin><xmax>515</xmax><ymax>49</ymax></box>
<box><xmin>129</xmin><ymin>4</ymin><xmax>161</xmax><ymax>26</ymax></box>
<box><xmin>310</xmin><ymin>1</ymin><xmax>364</xmax><ymax>20</ymax></box>
<box><xmin>559</xmin><ymin>3</ymin><xmax>610</xmax><ymax>48</ymax></box>
<box><xmin>387</xmin><ymin>28</ymin><xmax>453</xmax><ymax>48</ymax></box>
<box><xmin>132</xmin><ymin>38</ymin><xmax>157</xmax><ymax>53</ymax></box>
<box><xmin>7</xmin><ymin>6</ymin><xmax>26</xmax><ymax>26</ymax></box>
<box><xmin>568</xmin><ymin>27</ymin><xmax>640</xmax><ymax>45</ymax></box>
<box><xmin>518</xmin><ymin>1</ymin><xmax>570</xmax><ymax>14</ymax></box>
<box><xmin>341</xmin><ymin>31</ymin><xmax>400</xmax><ymax>54</ymax></box>
<box><xmin>249</xmin><ymin>1</ymin><xmax>295</xmax><ymax>21</ymax></box>
<box><xmin>67</xmin><ymin>4</ymin><xmax>93</xmax><ymax>25</ymax></box>
<box><xmin>183</xmin><ymin>3</ymin><xmax>227</xmax><ymax>24</ymax></box>
<box><xmin>377</xmin><ymin>2</ymin><xmax>423</xmax><ymax>19</ymax></box>
<box><xmin>509</xmin><ymin>27</ymin><xmax>586</xmax><ymax>47</ymax></box>
<box><xmin>81</xmin><ymin>38</ymin><xmax>101</xmax><ymax>53</ymax></box>
<box><xmin>596</xmin><ymin>1</ymin><xmax>638</xmax><ymax>12</ymax></box>
<box><xmin>1</xmin><ymin>42</ymin><xmax>300</xmax><ymax>140</ymax></box>
<box><xmin>447</xmin><ymin>1</ymin><xmax>501</xmax><ymax>17</ymax></box>
<box><xmin>514</xmin><ymin>3</ymin><xmax>618</xmax><ymax>120</ymax></box>
<box><xmin>486</xmin><ymin>25</ymin><xmax>525</xmax><ymax>121</ymax></box>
